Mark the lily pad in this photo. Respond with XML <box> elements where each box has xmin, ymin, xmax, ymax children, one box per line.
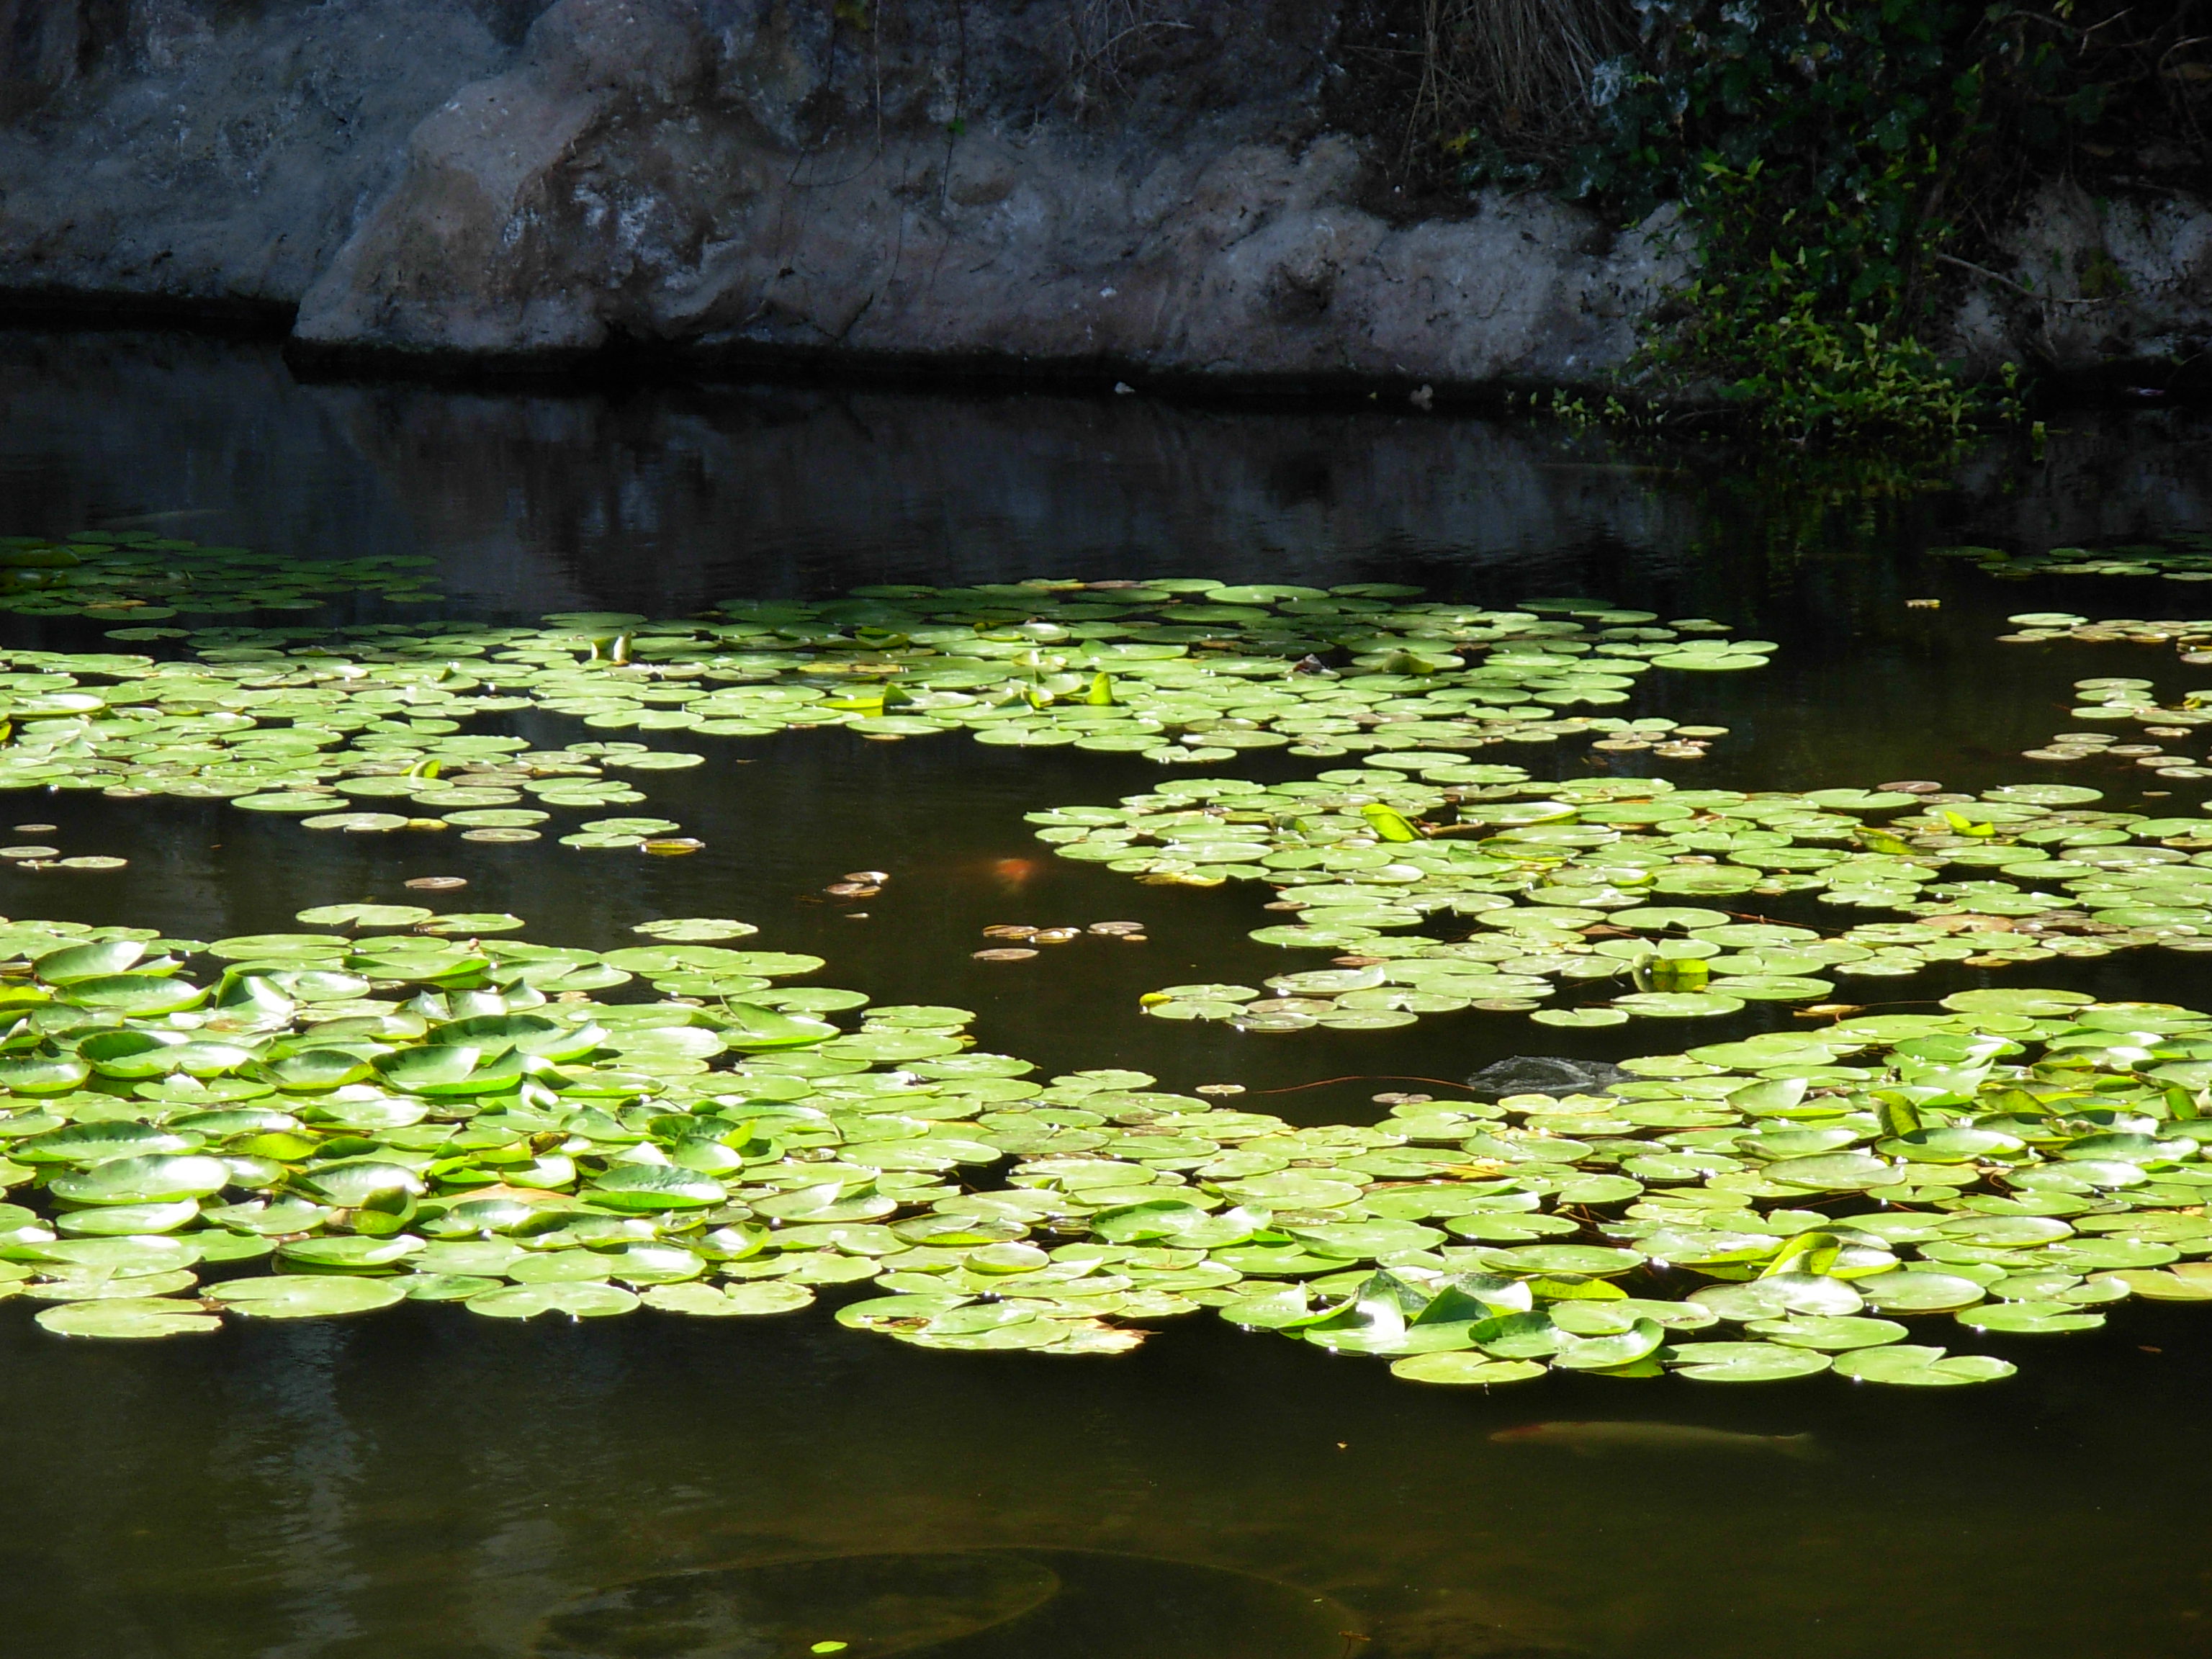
<box><xmin>208</xmin><ymin>1276</ymin><xmax>405</xmax><ymax>1318</ymax></box>
<box><xmin>466</xmin><ymin>1282</ymin><xmax>641</xmax><ymax>1319</ymax></box>
<box><xmin>1832</xmin><ymin>1344</ymin><xmax>2017</xmax><ymax>1385</ymax></box>
<box><xmin>1671</xmin><ymin>1342</ymin><xmax>1832</xmax><ymax>1382</ymax></box>
<box><xmin>1388</xmin><ymin>1353</ymin><xmax>1547</xmax><ymax>1385</ymax></box>
<box><xmin>35</xmin><ymin>1298</ymin><xmax>220</xmax><ymax>1339</ymax></box>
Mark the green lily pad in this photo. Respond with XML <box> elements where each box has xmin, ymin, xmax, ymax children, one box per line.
<box><xmin>1763</xmin><ymin>1153</ymin><xmax>1896</xmax><ymax>1191</ymax></box>
<box><xmin>35</xmin><ymin>1298</ymin><xmax>221</xmax><ymax>1339</ymax></box>
<box><xmin>1955</xmin><ymin>1300</ymin><xmax>2105</xmax><ymax>1334</ymax></box>
<box><xmin>1941</xmin><ymin>987</ymin><xmax>2095</xmax><ymax>1017</ymax></box>
<box><xmin>465</xmin><ymin>1282</ymin><xmax>641</xmax><ymax>1318</ymax></box>
<box><xmin>1831</xmin><ymin>1344</ymin><xmax>2017</xmax><ymax>1385</ymax></box>
<box><xmin>1552</xmin><ymin>1318</ymin><xmax>1667</xmax><ymax>1370</ymax></box>
<box><xmin>49</xmin><ymin>1154</ymin><xmax>231</xmax><ymax>1205</ymax></box>
<box><xmin>588</xmin><ymin>1165</ymin><xmax>727</xmax><ymax>1211</ymax></box>
<box><xmin>719</xmin><ymin>1281</ymin><xmax>817</xmax><ymax>1316</ymax></box>
<box><xmin>1743</xmin><ymin>1315</ymin><xmax>1908</xmax><ymax>1350</ymax></box>
<box><xmin>208</xmin><ymin>1276</ymin><xmax>406</xmax><ymax>1317</ymax></box>
<box><xmin>1388</xmin><ymin>1353</ymin><xmax>1547</xmax><ymax>1385</ymax></box>
<box><xmin>1611</xmin><ymin>992</ymin><xmax>1746</xmax><ymax>1018</ymax></box>
<box><xmin>1857</xmin><ymin>1271</ymin><xmax>1988</xmax><ymax>1312</ymax></box>
<box><xmin>396</xmin><ymin>1272</ymin><xmax>505</xmax><ymax>1301</ymax></box>
<box><xmin>1476</xmin><ymin>1245</ymin><xmax>1642</xmax><ymax>1277</ymax></box>
<box><xmin>1671</xmin><ymin>1342</ymin><xmax>1832</xmax><ymax>1382</ymax></box>
<box><xmin>631</xmin><ymin>918</ymin><xmax>760</xmax><ymax>942</ymax></box>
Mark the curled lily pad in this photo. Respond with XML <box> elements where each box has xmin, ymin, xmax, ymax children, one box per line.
<box><xmin>1552</xmin><ymin>1318</ymin><xmax>1666</xmax><ymax>1370</ymax></box>
<box><xmin>396</xmin><ymin>1273</ymin><xmax>505</xmax><ymax>1301</ymax></box>
<box><xmin>49</xmin><ymin>1154</ymin><xmax>230</xmax><ymax>1205</ymax></box>
<box><xmin>52</xmin><ymin>1199</ymin><xmax>201</xmax><ymax>1236</ymax></box>
<box><xmin>35</xmin><ymin>940</ymin><xmax>148</xmax><ymax>983</ymax></box>
<box><xmin>588</xmin><ymin>1166</ymin><xmax>728</xmax><ymax>1211</ymax></box>
<box><xmin>303</xmin><ymin>1161</ymin><xmax>423</xmax><ymax>1206</ymax></box>
<box><xmin>0</xmin><ymin>1056</ymin><xmax>91</xmax><ymax>1094</ymax></box>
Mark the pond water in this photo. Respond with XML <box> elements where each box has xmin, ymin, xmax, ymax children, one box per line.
<box><xmin>4</xmin><ymin>331</ymin><xmax>2212</xmax><ymax>1659</ymax></box>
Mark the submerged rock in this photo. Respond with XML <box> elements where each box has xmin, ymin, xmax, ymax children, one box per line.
<box><xmin>1463</xmin><ymin>1056</ymin><xmax>1632</xmax><ymax>1098</ymax></box>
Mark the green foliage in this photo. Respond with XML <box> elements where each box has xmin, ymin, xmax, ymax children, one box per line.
<box><xmin>1689</xmin><ymin>284</ymin><xmax>1984</xmax><ymax>444</ymax></box>
<box><xmin>1568</xmin><ymin>1</ymin><xmax>2097</xmax><ymax>444</ymax></box>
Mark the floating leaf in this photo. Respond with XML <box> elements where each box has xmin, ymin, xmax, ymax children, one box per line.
<box><xmin>209</xmin><ymin>1277</ymin><xmax>406</xmax><ymax>1318</ymax></box>
<box><xmin>1832</xmin><ymin>1344</ymin><xmax>2017</xmax><ymax>1385</ymax></box>
<box><xmin>35</xmin><ymin>1298</ymin><xmax>220</xmax><ymax>1340</ymax></box>
<box><xmin>1388</xmin><ymin>1353</ymin><xmax>1547</xmax><ymax>1385</ymax></box>
<box><xmin>466</xmin><ymin>1282</ymin><xmax>640</xmax><ymax>1319</ymax></box>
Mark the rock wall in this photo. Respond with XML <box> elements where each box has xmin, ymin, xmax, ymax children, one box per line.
<box><xmin>0</xmin><ymin>0</ymin><xmax>2203</xmax><ymax>393</ymax></box>
<box><xmin>1947</xmin><ymin>181</ymin><xmax>2212</xmax><ymax>390</ymax></box>
<box><xmin>0</xmin><ymin>1</ymin><xmax>532</xmax><ymax>317</ymax></box>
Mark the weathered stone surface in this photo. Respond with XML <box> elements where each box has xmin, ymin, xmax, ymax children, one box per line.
<box><xmin>0</xmin><ymin>0</ymin><xmax>526</xmax><ymax>315</ymax></box>
<box><xmin>1946</xmin><ymin>181</ymin><xmax>2212</xmax><ymax>390</ymax></box>
<box><xmin>289</xmin><ymin>0</ymin><xmax>1681</xmax><ymax>389</ymax></box>
<box><xmin>0</xmin><ymin>0</ymin><xmax>1681</xmax><ymax>387</ymax></box>
<box><xmin>0</xmin><ymin>0</ymin><xmax>2203</xmax><ymax>391</ymax></box>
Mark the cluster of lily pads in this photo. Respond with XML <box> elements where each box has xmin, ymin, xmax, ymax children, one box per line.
<box><xmin>1997</xmin><ymin>616</ymin><xmax>2212</xmax><ymax>773</ymax></box>
<box><xmin>1997</xmin><ymin>609</ymin><xmax>2212</xmax><ymax>651</ymax></box>
<box><xmin>0</xmin><ymin>574</ymin><xmax>1772</xmax><ymax>854</ymax></box>
<box><xmin>693</xmin><ymin>582</ymin><xmax>1754</xmax><ymax>763</ymax></box>
<box><xmin>15</xmin><ymin>552</ymin><xmax>2212</xmax><ymax>1390</ymax></box>
<box><xmin>0</xmin><ymin>533</ymin><xmax>446</xmax><ymax>617</ymax></box>
<box><xmin>1936</xmin><ymin>534</ymin><xmax>2212</xmax><ymax>581</ymax></box>
<box><xmin>1032</xmin><ymin>770</ymin><xmax>2212</xmax><ymax>1033</ymax></box>
<box><xmin>0</xmin><ymin>639</ymin><xmax>695</xmax><ymax>843</ymax></box>
<box><xmin>1997</xmin><ymin>612</ymin><xmax>2212</xmax><ymax>698</ymax></box>
<box><xmin>4</xmin><ymin>904</ymin><xmax>2212</xmax><ymax>1385</ymax></box>
<box><xmin>2018</xmin><ymin>680</ymin><xmax>2212</xmax><ymax>775</ymax></box>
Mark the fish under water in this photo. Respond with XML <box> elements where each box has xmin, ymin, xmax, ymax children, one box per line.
<box><xmin>1490</xmin><ymin>1421</ymin><xmax>1824</xmax><ymax>1460</ymax></box>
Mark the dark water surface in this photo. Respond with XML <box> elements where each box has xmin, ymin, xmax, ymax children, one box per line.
<box><xmin>4</xmin><ymin>331</ymin><xmax>2212</xmax><ymax>1659</ymax></box>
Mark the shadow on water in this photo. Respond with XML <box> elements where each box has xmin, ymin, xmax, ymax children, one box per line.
<box><xmin>535</xmin><ymin>1549</ymin><xmax>1357</xmax><ymax>1659</ymax></box>
<box><xmin>1</xmin><ymin>329</ymin><xmax>2212</xmax><ymax>1658</ymax></box>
